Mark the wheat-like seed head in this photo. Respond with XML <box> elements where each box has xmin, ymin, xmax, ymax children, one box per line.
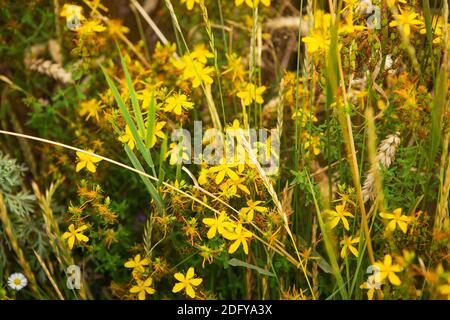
<box><xmin>25</xmin><ymin>58</ymin><xmax>74</xmax><ymax>84</ymax></box>
<box><xmin>362</xmin><ymin>133</ymin><xmax>401</xmax><ymax>203</ymax></box>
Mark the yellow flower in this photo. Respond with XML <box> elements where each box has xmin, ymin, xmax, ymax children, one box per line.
<box><xmin>166</xmin><ymin>142</ymin><xmax>190</xmax><ymax>165</ymax></box>
<box><xmin>292</xmin><ymin>110</ymin><xmax>318</xmax><ymax>126</ymax></box>
<box><xmin>387</xmin><ymin>0</ymin><xmax>407</xmax><ymax>8</ymax></box>
<box><xmin>237</xmin><ymin>83</ymin><xmax>266</xmax><ymax>106</ymax></box>
<box><xmin>312</xmin><ymin>10</ymin><xmax>332</xmax><ymax>31</ymax></box>
<box><xmin>75</xmin><ymin>150</ymin><xmax>102</xmax><ymax>173</ymax></box>
<box><xmin>235</xmin><ymin>0</ymin><xmax>271</xmax><ymax>9</ymax></box>
<box><xmin>338</xmin><ymin>13</ymin><xmax>366</xmax><ymax>34</ymax></box>
<box><xmin>172</xmin><ymin>267</ymin><xmax>203</xmax><ymax>298</ymax></box>
<box><xmin>76</xmin><ymin>20</ymin><xmax>106</xmax><ymax>35</ymax></box>
<box><xmin>340</xmin><ymin>235</ymin><xmax>359</xmax><ymax>258</ymax></box>
<box><xmin>226</xmin><ymin>178</ymin><xmax>251</xmax><ymax>197</ymax></box>
<box><xmin>164</xmin><ymin>93</ymin><xmax>194</xmax><ymax>115</ymax></box>
<box><xmin>360</xmin><ymin>275</ymin><xmax>383</xmax><ymax>300</ymax></box>
<box><xmin>198</xmin><ymin>245</ymin><xmax>215</xmax><ymax>268</ymax></box>
<box><xmin>302</xmin><ymin>30</ymin><xmax>330</xmax><ymax>54</ymax></box>
<box><xmin>190</xmin><ymin>44</ymin><xmax>214</xmax><ymax>64</ymax></box>
<box><xmin>326</xmin><ymin>204</ymin><xmax>354</xmax><ymax>231</ymax></box>
<box><xmin>380</xmin><ymin>208</ymin><xmax>411</xmax><ymax>234</ymax></box>
<box><xmin>62</xmin><ymin>224</ymin><xmax>89</xmax><ymax>250</ymax></box>
<box><xmin>389</xmin><ymin>8</ymin><xmax>423</xmax><ymax>37</ymax></box>
<box><xmin>222</xmin><ymin>53</ymin><xmax>246</xmax><ymax>83</ymax></box>
<box><xmin>420</xmin><ymin>17</ymin><xmax>444</xmax><ymax>44</ymax></box>
<box><xmin>202</xmin><ymin>211</ymin><xmax>235</xmax><ymax>239</ymax></box>
<box><xmin>209</xmin><ymin>162</ymin><xmax>240</xmax><ymax>185</ymax></box>
<box><xmin>149</xmin><ymin>121</ymin><xmax>167</xmax><ymax>148</ymax></box>
<box><xmin>130</xmin><ymin>277</ymin><xmax>155</xmax><ymax>300</ymax></box>
<box><xmin>118</xmin><ymin>125</ymin><xmax>136</xmax><ymax>150</ymax></box>
<box><xmin>60</xmin><ymin>4</ymin><xmax>85</xmax><ymax>22</ymax></box>
<box><xmin>106</xmin><ymin>19</ymin><xmax>130</xmax><ymax>37</ymax></box>
<box><xmin>438</xmin><ymin>277</ymin><xmax>450</xmax><ymax>300</ymax></box>
<box><xmin>304</xmin><ymin>135</ymin><xmax>321</xmax><ymax>156</ymax></box>
<box><xmin>175</xmin><ymin>56</ymin><xmax>214</xmax><ymax>88</ymax></box>
<box><xmin>223</xmin><ymin>224</ymin><xmax>252</xmax><ymax>255</ymax></box>
<box><xmin>198</xmin><ymin>168</ymin><xmax>209</xmax><ymax>185</ymax></box>
<box><xmin>239</xmin><ymin>200</ymin><xmax>267</xmax><ymax>222</ymax></box>
<box><xmin>124</xmin><ymin>254</ymin><xmax>150</xmax><ymax>274</ymax></box>
<box><xmin>181</xmin><ymin>0</ymin><xmax>200</xmax><ymax>11</ymax></box>
<box><xmin>374</xmin><ymin>254</ymin><xmax>403</xmax><ymax>286</ymax></box>
<box><xmin>79</xmin><ymin>99</ymin><xmax>102</xmax><ymax>122</ymax></box>
<box><xmin>186</xmin><ymin>61</ymin><xmax>214</xmax><ymax>88</ymax></box>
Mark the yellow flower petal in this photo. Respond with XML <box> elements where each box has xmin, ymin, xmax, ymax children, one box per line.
<box><xmin>68</xmin><ymin>236</ymin><xmax>75</xmax><ymax>249</ymax></box>
<box><xmin>185</xmin><ymin>284</ymin><xmax>196</xmax><ymax>298</ymax></box>
<box><xmin>75</xmin><ymin>234</ymin><xmax>89</xmax><ymax>243</ymax></box>
<box><xmin>174</xmin><ymin>272</ymin><xmax>185</xmax><ymax>282</ymax></box>
<box><xmin>76</xmin><ymin>161</ymin><xmax>86</xmax><ymax>172</ymax></box>
<box><xmin>229</xmin><ymin>240</ymin><xmax>240</xmax><ymax>254</ymax></box>
<box><xmin>172</xmin><ymin>282</ymin><xmax>185</xmax><ymax>293</ymax></box>
<box><xmin>129</xmin><ymin>286</ymin><xmax>140</xmax><ymax>293</ymax></box>
<box><xmin>388</xmin><ymin>272</ymin><xmax>401</xmax><ymax>286</ymax></box>
<box><xmin>186</xmin><ymin>267</ymin><xmax>195</xmax><ymax>280</ymax></box>
<box><xmin>86</xmin><ymin>161</ymin><xmax>97</xmax><ymax>173</ymax></box>
<box><xmin>190</xmin><ymin>278</ymin><xmax>202</xmax><ymax>286</ymax></box>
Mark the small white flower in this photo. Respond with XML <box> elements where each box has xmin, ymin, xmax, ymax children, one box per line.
<box><xmin>8</xmin><ymin>273</ymin><xmax>28</xmax><ymax>291</ymax></box>
<box><xmin>356</xmin><ymin>0</ymin><xmax>374</xmax><ymax>16</ymax></box>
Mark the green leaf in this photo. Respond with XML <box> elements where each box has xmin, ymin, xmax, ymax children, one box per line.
<box><xmin>228</xmin><ymin>258</ymin><xmax>275</xmax><ymax>277</ymax></box>
<box><xmin>119</xmin><ymin>50</ymin><xmax>146</xmax><ymax>138</ymax></box>
<box><xmin>430</xmin><ymin>66</ymin><xmax>447</xmax><ymax>168</ymax></box>
<box><xmin>146</xmin><ymin>90</ymin><xmax>156</xmax><ymax>149</ymax></box>
<box><xmin>124</xmin><ymin>145</ymin><xmax>164</xmax><ymax>214</ymax></box>
<box><xmin>102</xmin><ymin>65</ymin><xmax>163</xmax><ymax>214</ymax></box>
<box><xmin>101</xmin><ymin>66</ymin><xmax>156</xmax><ymax>177</ymax></box>
<box><xmin>296</xmin><ymin>236</ymin><xmax>333</xmax><ymax>274</ymax></box>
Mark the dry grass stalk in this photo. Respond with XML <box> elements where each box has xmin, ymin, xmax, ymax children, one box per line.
<box><xmin>435</xmin><ymin>133</ymin><xmax>450</xmax><ymax>232</ymax></box>
<box><xmin>32</xmin><ymin>181</ymin><xmax>89</xmax><ymax>299</ymax></box>
<box><xmin>33</xmin><ymin>249</ymin><xmax>65</xmax><ymax>300</ymax></box>
<box><xmin>264</xmin><ymin>16</ymin><xmax>308</xmax><ymax>36</ymax></box>
<box><xmin>0</xmin><ymin>193</ymin><xmax>41</xmax><ymax>298</ymax></box>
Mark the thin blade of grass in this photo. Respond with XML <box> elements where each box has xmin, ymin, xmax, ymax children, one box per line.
<box><xmin>429</xmin><ymin>67</ymin><xmax>447</xmax><ymax>169</ymax></box>
<box><xmin>124</xmin><ymin>144</ymin><xmax>164</xmax><ymax>214</ymax></box>
<box><xmin>306</xmin><ymin>173</ymin><xmax>348</xmax><ymax>300</ymax></box>
<box><xmin>146</xmin><ymin>90</ymin><xmax>156</xmax><ymax>149</ymax></box>
<box><xmin>228</xmin><ymin>258</ymin><xmax>276</xmax><ymax>277</ymax></box>
<box><xmin>101</xmin><ymin>65</ymin><xmax>157</xmax><ymax>177</ymax></box>
<box><xmin>118</xmin><ymin>47</ymin><xmax>146</xmax><ymax>137</ymax></box>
